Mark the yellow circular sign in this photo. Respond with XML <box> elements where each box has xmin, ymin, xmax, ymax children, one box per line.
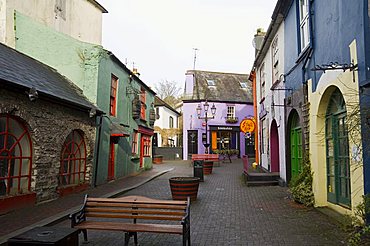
<box><xmin>240</xmin><ymin>119</ymin><xmax>255</xmax><ymax>133</ymax></box>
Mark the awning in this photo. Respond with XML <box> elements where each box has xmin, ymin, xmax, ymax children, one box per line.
<box><xmin>138</xmin><ymin>125</ymin><xmax>154</xmax><ymax>136</ymax></box>
<box><xmin>110</xmin><ymin>123</ymin><xmax>130</xmax><ymax>137</ymax></box>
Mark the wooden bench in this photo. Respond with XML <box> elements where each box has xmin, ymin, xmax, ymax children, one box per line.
<box><xmin>191</xmin><ymin>154</ymin><xmax>220</xmax><ymax>166</ymax></box>
<box><xmin>70</xmin><ymin>195</ymin><xmax>191</xmax><ymax>246</ymax></box>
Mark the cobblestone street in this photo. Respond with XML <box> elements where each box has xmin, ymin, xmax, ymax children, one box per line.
<box><xmin>57</xmin><ymin>160</ymin><xmax>348</xmax><ymax>245</ymax></box>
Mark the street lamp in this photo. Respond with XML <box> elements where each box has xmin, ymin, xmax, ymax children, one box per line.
<box><xmin>196</xmin><ymin>100</ymin><xmax>216</xmax><ymax>154</ymax></box>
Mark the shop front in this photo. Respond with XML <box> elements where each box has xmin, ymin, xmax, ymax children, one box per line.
<box><xmin>209</xmin><ymin>126</ymin><xmax>242</xmax><ymax>157</ymax></box>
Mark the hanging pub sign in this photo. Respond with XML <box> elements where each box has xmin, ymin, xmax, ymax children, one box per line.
<box><xmin>240</xmin><ymin>118</ymin><xmax>255</xmax><ymax>133</ymax></box>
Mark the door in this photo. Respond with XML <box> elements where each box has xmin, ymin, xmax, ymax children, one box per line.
<box><xmin>108</xmin><ymin>141</ymin><xmax>115</xmax><ymax>181</ymax></box>
<box><xmin>270</xmin><ymin>120</ymin><xmax>280</xmax><ymax>172</ymax></box>
<box><xmin>140</xmin><ymin>135</ymin><xmax>144</xmax><ymax>168</ymax></box>
<box><xmin>245</xmin><ymin>132</ymin><xmax>255</xmax><ymax>157</ymax></box>
<box><xmin>187</xmin><ymin>130</ymin><xmax>198</xmax><ymax>158</ymax></box>
<box><xmin>290</xmin><ymin>127</ymin><xmax>302</xmax><ymax>179</ymax></box>
<box><xmin>326</xmin><ymin>89</ymin><xmax>350</xmax><ymax>207</ymax></box>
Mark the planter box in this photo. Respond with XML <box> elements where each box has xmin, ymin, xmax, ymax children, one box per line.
<box><xmin>169</xmin><ymin>177</ymin><xmax>200</xmax><ymax>201</ymax></box>
<box><xmin>57</xmin><ymin>183</ymin><xmax>89</xmax><ymax>197</ymax></box>
<box><xmin>203</xmin><ymin>161</ymin><xmax>213</xmax><ymax>175</ymax></box>
<box><xmin>153</xmin><ymin>155</ymin><xmax>163</xmax><ymax>164</ymax></box>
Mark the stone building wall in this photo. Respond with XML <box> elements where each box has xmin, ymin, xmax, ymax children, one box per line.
<box><xmin>0</xmin><ymin>88</ymin><xmax>96</xmax><ymax>203</ymax></box>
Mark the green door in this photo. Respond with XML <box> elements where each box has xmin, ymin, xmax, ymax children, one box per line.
<box><xmin>291</xmin><ymin>127</ymin><xmax>302</xmax><ymax>179</ymax></box>
<box><xmin>290</xmin><ymin>111</ymin><xmax>302</xmax><ymax>180</ymax></box>
<box><xmin>326</xmin><ymin>89</ymin><xmax>350</xmax><ymax>207</ymax></box>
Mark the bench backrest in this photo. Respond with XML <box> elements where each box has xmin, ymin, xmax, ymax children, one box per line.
<box><xmin>84</xmin><ymin>195</ymin><xmax>189</xmax><ymax>222</ymax></box>
<box><xmin>191</xmin><ymin>154</ymin><xmax>219</xmax><ymax>160</ymax></box>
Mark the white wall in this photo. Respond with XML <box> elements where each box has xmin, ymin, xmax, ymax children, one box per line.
<box><xmin>255</xmin><ymin>22</ymin><xmax>286</xmax><ymax>181</ymax></box>
<box><xmin>154</xmin><ymin>106</ymin><xmax>179</xmax><ymax>147</ymax></box>
<box><xmin>2</xmin><ymin>0</ymin><xmax>104</xmax><ymax>47</ymax></box>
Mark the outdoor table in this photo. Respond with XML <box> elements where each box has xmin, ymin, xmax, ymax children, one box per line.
<box><xmin>7</xmin><ymin>226</ymin><xmax>78</xmax><ymax>245</ymax></box>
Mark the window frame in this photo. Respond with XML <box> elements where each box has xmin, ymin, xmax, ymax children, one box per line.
<box><xmin>169</xmin><ymin>116</ymin><xmax>174</xmax><ymax>128</ymax></box>
<box><xmin>259</xmin><ymin>63</ymin><xmax>266</xmax><ymax>100</ymax></box>
<box><xmin>271</xmin><ymin>36</ymin><xmax>279</xmax><ymax>83</ymax></box>
<box><xmin>143</xmin><ymin>136</ymin><xmax>151</xmax><ymax>157</ymax></box>
<box><xmin>0</xmin><ymin>114</ymin><xmax>32</xmax><ymax>196</ymax></box>
<box><xmin>59</xmin><ymin>130</ymin><xmax>87</xmax><ymax>187</ymax></box>
<box><xmin>110</xmin><ymin>74</ymin><xmax>118</xmax><ymax>116</ymax></box>
<box><xmin>132</xmin><ymin>131</ymin><xmax>138</xmax><ymax>155</ymax></box>
<box><xmin>299</xmin><ymin>0</ymin><xmax>310</xmax><ymax>51</ymax></box>
<box><xmin>140</xmin><ymin>87</ymin><xmax>146</xmax><ymax>120</ymax></box>
<box><xmin>226</xmin><ymin>106</ymin><xmax>235</xmax><ymax>119</ymax></box>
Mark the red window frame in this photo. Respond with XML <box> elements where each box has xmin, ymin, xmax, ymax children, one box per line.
<box><xmin>140</xmin><ymin>87</ymin><xmax>146</xmax><ymax>120</ymax></box>
<box><xmin>132</xmin><ymin>131</ymin><xmax>138</xmax><ymax>155</ymax></box>
<box><xmin>0</xmin><ymin>114</ymin><xmax>32</xmax><ymax>196</ymax></box>
<box><xmin>143</xmin><ymin>136</ymin><xmax>151</xmax><ymax>157</ymax></box>
<box><xmin>59</xmin><ymin>130</ymin><xmax>87</xmax><ymax>186</ymax></box>
<box><xmin>110</xmin><ymin>74</ymin><xmax>118</xmax><ymax>116</ymax></box>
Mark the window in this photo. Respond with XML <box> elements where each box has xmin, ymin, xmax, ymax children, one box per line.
<box><xmin>207</xmin><ymin>79</ymin><xmax>216</xmax><ymax>86</ymax></box>
<box><xmin>0</xmin><ymin>114</ymin><xmax>32</xmax><ymax>196</ymax></box>
<box><xmin>260</xmin><ymin>63</ymin><xmax>265</xmax><ymax>100</ymax></box>
<box><xmin>169</xmin><ymin>116</ymin><xmax>174</xmax><ymax>128</ymax></box>
<box><xmin>110</xmin><ymin>74</ymin><xmax>118</xmax><ymax>116</ymax></box>
<box><xmin>140</xmin><ymin>87</ymin><xmax>146</xmax><ymax>120</ymax></box>
<box><xmin>299</xmin><ymin>0</ymin><xmax>310</xmax><ymax>51</ymax></box>
<box><xmin>261</xmin><ymin>119</ymin><xmax>267</xmax><ymax>154</ymax></box>
<box><xmin>132</xmin><ymin>131</ymin><xmax>138</xmax><ymax>154</ymax></box>
<box><xmin>143</xmin><ymin>136</ymin><xmax>151</xmax><ymax>157</ymax></box>
<box><xmin>59</xmin><ymin>130</ymin><xmax>86</xmax><ymax>186</ymax></box>
<box><xmin>227</xmin><ymin>106</ymin><xmax>235</xmax><ymax>119</ymax></box>
<box><xmin>272</xmin><ymin>37</ymin><xmax>279</xmax><ymax>83</ymax></box>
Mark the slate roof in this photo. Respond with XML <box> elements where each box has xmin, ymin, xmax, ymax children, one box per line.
<box><xmin>185</xmin><ymin>70</ymin><xmax>252</xmax><ymax>103</ymax></box>
<box><xmin>0</xmin><ymin>43</ymin><xmax>100</xmax><ymax>113</ymax></box>
<box><xmin>154</xmin><ymin>96</ymin><xmax>180</xmax><ymax>116</ymax></box>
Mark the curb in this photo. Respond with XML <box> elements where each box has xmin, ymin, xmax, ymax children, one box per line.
<box><xmin>0</xmin><ymin>168</ymin><xmax>173</xmax><ymax>245</ymax></box>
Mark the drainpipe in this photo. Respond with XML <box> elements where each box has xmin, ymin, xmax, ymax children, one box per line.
<box><xmin>93</xmin><ymin>114</ymin><xmax>104</xmax><ymax>187</ymax></box>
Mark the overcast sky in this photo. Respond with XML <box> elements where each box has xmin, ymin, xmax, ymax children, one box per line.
<box><xmin>100</xmin><ymin>0</ymin><xmax>278</xmax><ymax>92</ymax></box>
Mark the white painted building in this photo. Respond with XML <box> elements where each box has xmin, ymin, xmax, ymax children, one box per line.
<box><xmin>0</xmin><ymin>0</ymin><xmax>107</xmax><ymax>47</ymax></box>
<box><xmin>153</xmin><ymin>96</ymin><xmax>181</xmax><ymax>147</ymax></box>
<box><xmin>253</xmin><ymin>13</ymin><xmax>287</xmax><ymax>182</ymax></box>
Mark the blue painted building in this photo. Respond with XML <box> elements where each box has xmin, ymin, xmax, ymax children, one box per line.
<box><xmin>282</xmin><ymin>0</ymin><xmax>370</xmax><ymax>215</ymax></box>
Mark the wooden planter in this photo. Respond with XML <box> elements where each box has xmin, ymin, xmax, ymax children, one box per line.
<box><xmin>203</xmin><ymin>161</ymin><xmax>213</xmax><ymax>175</ymax></box>
<box><xmin>152</xmin><ymin>155</ymin><xmax>163</xmax><ymax>164</ymax></box>
<box><xmin>169</xmin><ymin>177</ymin><xmax>200</xmax><ymax>201</ymax></box>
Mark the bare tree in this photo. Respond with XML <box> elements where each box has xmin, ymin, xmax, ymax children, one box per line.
<box><xmin>154</xmin><ymin>80</ymin><xmax>182</xmax><ymax>107</ymax></box>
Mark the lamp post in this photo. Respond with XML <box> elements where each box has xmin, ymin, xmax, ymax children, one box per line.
<box><xmin>196</xmin><ymin>100</ymin><xmax>216</xmax><ymax>154</ymax></box>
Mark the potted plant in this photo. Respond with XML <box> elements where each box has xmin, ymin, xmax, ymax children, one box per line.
<box><xmin>153</xmin><ymin>155</ymin><xmax>164</xmax><ymax>164</ymax></box>
<box><xmin>169</xmin><ymin>177</ymin><xmax>200</xmax><ymax>201</ymax></box>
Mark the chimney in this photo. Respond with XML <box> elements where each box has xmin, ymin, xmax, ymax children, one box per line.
<box><xmin>252</xmin><ymin>28</ymin><xmax>266</xmax><ymax>57</ymax></box>
<box><xmin>132</xmin><ymin>68</ymin><xmax>140</xmax><ymax>77</ymax></box>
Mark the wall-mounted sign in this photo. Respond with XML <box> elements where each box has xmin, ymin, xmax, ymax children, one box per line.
<box><xmin>217</xmin><ymin>126</ymin><xmax>233</xmax><ymax>130</ymax></box>
<box><xmin>240</xmin><ymin>118</ymin><xmax>255</xmax><ymax>133</ymax></box>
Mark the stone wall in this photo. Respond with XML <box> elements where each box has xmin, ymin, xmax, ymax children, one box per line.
<box><xmin>153</xmin><ymin>147</ymin><xmax>183</xmax><ymax>160</ymax></box>
<box><xmin>0</xmin><ymin>88</ymin><xmax>96</xmax><ymax>203</ymax></box>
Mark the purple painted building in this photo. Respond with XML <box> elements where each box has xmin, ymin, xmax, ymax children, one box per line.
<box><xmin>182</xmin><ymin>70</ymin><xmax>254</xmax><ymax>160</ymax></box>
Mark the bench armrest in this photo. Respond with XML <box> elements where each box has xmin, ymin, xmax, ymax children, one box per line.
<box><xmin>69</xmin><ymin>194</ymin><xmax>88</xmax><ymax>227</ymax></box>
<box><xmin>181</xmin><ymin>197</ymin><xmax>191</xmax><ymax>227</ymax></box>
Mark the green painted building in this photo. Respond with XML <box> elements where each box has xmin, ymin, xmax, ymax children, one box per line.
<box><xmin>13</xmin><ymin>11</ymin><xmax>156</xmax><ymax>187</ymax></box>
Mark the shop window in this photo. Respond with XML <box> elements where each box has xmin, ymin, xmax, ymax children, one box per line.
<box><xmin>132</xmin><ymin>131</ymin><xmax>138</xmax><ymax>155</ymax></box>
<box><xmin>110</xmin><ymin>74</ymin><xmax>118</xmax><ymax>116</ymax></box>
<box><xmin>0</xmin><ymin>114</ymin><xmax>32</xmax><ymax>196</ymax></box>
<box><xmin>143</xmin><ymin>136</ymin><xmax>151</xmax><ymax>156</ymax></box>
<box><xmin>59</xmin><ymin>130</ymin><xmax>86</xmax><ymax>186</ymax></box>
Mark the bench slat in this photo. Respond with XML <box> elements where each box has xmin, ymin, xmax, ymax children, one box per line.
<box><xmin>86</xmin><ymin>212</ymin><xmax>184</xmax><ymax>221</ymax></box>
<box><xmin>75</xmin><ymin>221</ymin><xmax>183</xmax><ymax>235</ymax></box>
<box><xmin>86</xmin><ymin>207</ymin><xmax>186</xmax><ymax>216</ymax></box>
<box><xmin>88</xmin><ymin>196</ymin><xmax>187</xmax><ymax>205</ymax></box>
<box><xmin>86</xmin><ymin>202</ymin><xmax>187</xmax><ymax>210</ymax></box>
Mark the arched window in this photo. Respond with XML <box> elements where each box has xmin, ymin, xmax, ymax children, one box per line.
<box><xmin>326</xmin><ymin>88</ymin><xmax>350</xmax><ymax>207</ymax></box>
<box><xmin>0</xmin><ymin>114</ymin><xmax>32</xmax><ymax>196</ymax></box>
<box><xmin>59</xmin><ymin>130</ymin><xmax>86</xmax><ymax>186</ymax></box>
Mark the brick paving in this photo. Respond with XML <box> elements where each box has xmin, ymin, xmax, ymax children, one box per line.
<box><xmin>0</xmin><ymin>159</ymin><xmax>349</xmax><ymax>245</ymax></box>
<box><xmin>53</xmin><ymin>159</ymin><xmax>348</xmax><ymax>245</ymax></box>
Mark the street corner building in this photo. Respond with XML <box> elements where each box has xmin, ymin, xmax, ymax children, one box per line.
<box><xmin>182</xmin><ymin>70</ymin><xmax>254</xmax><ymax>160</ymax></box>
<box><xmin>0</xmin><ymin>43</ymin><xmax>99</xmax><ymax>214</ymax></box>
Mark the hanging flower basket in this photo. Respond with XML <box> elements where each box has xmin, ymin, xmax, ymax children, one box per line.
<box><xmin>169</xmin><ymin>177</ymin><xmax>200</xmax><ymax>201</ymax></box>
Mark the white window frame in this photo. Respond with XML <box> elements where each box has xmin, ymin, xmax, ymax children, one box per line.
<box><xmin>260</xmin><ymin>63</ymin><xmax>266</xmax><ymax>100</ymax></box>
<box><xmin>227</xmin><ymin>106</ymin><xmax>235</xmax><ymax>119</ymax></box>
<box><xmin>299</xmin><ymin>0</ymin><xmax>310</xmax><ymax>51</ymax></box>
<box><xmin>272</xmin><ymin>36</ymin><xmax>279</xmax><ymax>83</ymax></box>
